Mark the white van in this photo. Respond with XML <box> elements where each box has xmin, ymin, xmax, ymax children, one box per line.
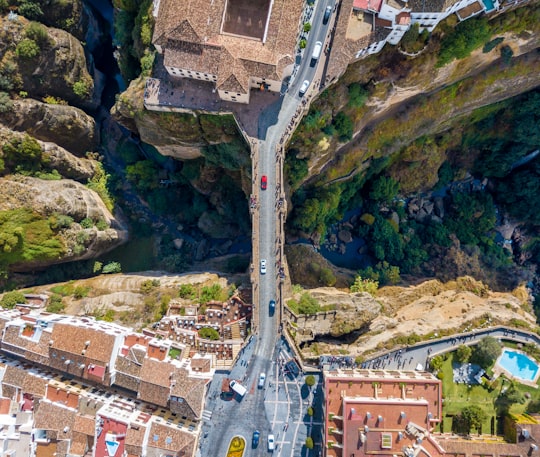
<box><xmin>311</xmin><ymin>41</ymin><xmax>323</xmax><ymax>63</ymax></box>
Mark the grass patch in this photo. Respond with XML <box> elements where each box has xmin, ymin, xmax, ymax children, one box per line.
<box><xmin>0</xmin><ymin>208</ymin><xmax>65</xmax><ymax>276</ymax></box>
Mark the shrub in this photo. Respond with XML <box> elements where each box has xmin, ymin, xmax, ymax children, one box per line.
<box><xmin>102</xmin><ymin>261</ymin><xmax>122</xmax><ymax>274</ymax></box>
<box><xmin>200</xmin><ymin>284</ymin><xmax>223</xmax><ymax>304</ymax></box>
<box><xmin>350</xmin><ymin>276</ymin><xmax>378</xmax><ymax>294</ymax></box>
<box><xmin>46</xmin><ymin>294</ymin><xmax>65</xmax><ymax>313</ymax></box>
<box><xmin>73</xmin><ymin>286</ymin><xmax>90</xmax><ymax>299</ymax></box>
<box><xmin>93</xmin><ymin>261</ymin><xmax>103</xmax><ymax>273</ymax></box>
<box><xmin>95</xmin><ymin>219</ymin><xmax>109</xmax><ymax>231</ymax></box>
<box><xmin>72</xmin><ymin>80</ymin><xmax>91</xmax><ymax>98</ymax></box>
<box><xmin>347</xmin><ymin>82</ymin><xmax>369</xmax><ymax>108</ymax></box>
<box><xmin>305</xmin><ymin>374</ymin><xmax>316</xmax><ymax>387</ymax></box>
<box><xmin>16</xmin><ymin>39</ymin><xmax>40</xmax><ymax>59</ymax></box>
<box><xmin>299</xmin><ymin>39</ymin><xmax>307</xmax><ymax>49</ymax></box>
<box><xmin>25</xmin><ymin>22</ymin><xmax>50</xmax><ymax>48</ymax></box>
<box><xmin>305</xmin><ymin>437</ymin><xmax>314</xmax><ymax>449</ymax></box>
<box><xmin>178</xmin><ymin>284</ymin><xmax>196</xmax><ymax>299</ymax></box>
<box><xmin>303</xmin><ymin>23</ymin><xmax>312</xmax><ymax>32</ymax></box>
<box><xmin>332</xmin><ymin>111</ymin><xmax>353</xmax><ymax>141</ymax></box>
<box><xmin>18</xmin><ymin>2</ymin><xmax>43</xmax><ymax>20</ymax></box>
<box><xmin>0</xmin><ymin>92</ymin><xmax>13</xmax><ymax>113</ymax></box>
<box><xmin>80</xmin><ymin>218</ymin><xmax>94</xmax><ymax>229</ymax></box>
<box><xmin>1</xmin><ymin>291</ymin><xmax>26</xmax><ymax>309</ymax></box>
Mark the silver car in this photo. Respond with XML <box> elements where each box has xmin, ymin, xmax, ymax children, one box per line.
<box><xmin>260</xmin><ymin>259</ymin><xmax>267</xmax><ymax>274</ymax></box>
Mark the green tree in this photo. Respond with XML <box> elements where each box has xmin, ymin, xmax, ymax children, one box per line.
<box><xmin>430</xmin><ymin>355</ymin><xmax>444</xmax><ymax>371</ymax></box>
<box><xmin>102</xmin><ymin>261</ymin><xmax>122</xmax><ymax>274</ymax></box>
<box><xmin>347</xmin><ymin>82</ymin><xmax>369</xmax><ymax>108</ymax></box>
<box><xmin>198</xmin><ymin>327</ymin><xmax>220</xmax><ymax>340</ymax></box>
<box><xmin>178</xmin><ymin>284</ymin><xmax>196</xmax><ymax>299</ymax></box>
<box><xmin>126</xmin><ymin>160</ymin><xmax>159</xmax><ymax>191</ymax></box>
<box><xmin>455</xmin><ymin>344</ymin><xmax>472</xmax><ymax>363</ymax></box>
<box><xmin>1</xmin><ymin>291</ymin><xmax>26</xmax><ymax>309</ymax></box>
<box><xmin>437</xmin><ymin>17</ymin><xmax>491</xmax><ymax>67</ymax></box>
<box><xmin>305</xmin><ymin>437</ymin><xmax>314</xmax><ymax>449</ymax></box>
<box><xmin>305</xmin><ymin>374</ymin><xmax>316</xmax><ymax>387</ymax></box>
<box><xmin>18</xmin><ymin>2</ymin><xmax>43</xmax><ymax>20</ymax></box>
<box><xmin>332</xmin><ymin>111</ymin><xmax>353</xmax><ymax>141</ymax></box>
<box><xmin>303</xmin><ymin>23</ymin><xmax>312</xmax><ymax>32</ymax></box>
<box><xmin>369</xmin><ymin>176</ymin><xmax>400</xmax><ymax>203</ymax></box>
<box><xmin>461</xmin><ymin>405</ymin><xmax>487</xmax><ymax>434</ymax></box>
<box><xmin>471</xmin><ymin>336</ymin><xmax>501</xmax><ymax>369</ymax></box>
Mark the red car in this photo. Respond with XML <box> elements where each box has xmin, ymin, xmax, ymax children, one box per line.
<box><xmin>261</xmin><ymin>175</ymin><xmax>267</xmax><ymax>190</ymax></box>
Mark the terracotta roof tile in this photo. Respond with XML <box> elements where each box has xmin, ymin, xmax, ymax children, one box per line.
<box><xmin>69</xmin><ymin>432</ymin><xmax>88</xmax><ymax>456</ymax></box>
<box><xmin>34</xmin><ymin>401</ymin><xmax>77</xmax><ymax>438</ymax></box>
<box><xmin>170</xmin><ymin>368</ymin><xmax>208</xmax><ymax>419</ymax></box>
<box><xmin>147</xmin><ymin>421</ymin><xmax>196</xmax><ymax>456</ymax></box>
<box><xmin>73</xmin><ymin>414</ymin><xmax>96</xmax><ymax>436</ymax></box>
<box><xmin>2</xmin><ymin>365</ymin><xmax>26</xmax><ymax>388</ymax></box>
<box><xmin>153</xmin><ymin>0</ymin><xmax>303</xmax><ymax>94</ymax></box>
<box><xmin>50</xmin><ymin>323</ymin><xmax>117</xmax><ymax>365</ymax></box>
<box><xmin>139</xmin><ymin>358</ymin><xmax>174</xmax><ymax>406</ymax></box>
<box><xmin>126</xmin><ymin>424</ymin><xmax>147</xmax><ymax>447</ymax></box>
<box><xmin>22</xmin><ymin>373</ymin><xmax>48</xmax><ymax>397</ymax></box>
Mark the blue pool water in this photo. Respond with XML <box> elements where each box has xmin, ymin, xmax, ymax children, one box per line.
<box><xmin>497</xmin><ymin>349</ymin><xmax>539</xmax><ymax>382</ymax></box>
<box><xmin>481</xmin><ymin>0</ymin><xmax>495</xmax><ymax>11</ymax></box>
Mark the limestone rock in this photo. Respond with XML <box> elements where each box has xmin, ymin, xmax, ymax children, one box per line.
<box><xmin>0</xmin><ymin>99</ymin><xmax>97</xmax><ymax>156</ymax></box>
<box><xmin>0</xmin><ymin>17</ymin><xmax>95</xmax><ymax>108</ymax></box>
<box><xmin>0</xmin><ymin>176</ymin><xmax>128</xmax><ymax>271</ymax></box>
<box><xmin>288</xmin><ymin>288</ymin><xmax>380</xmax><ymax>341</ymax></box>
<box><xmin>0</xmin><ymin>127</ymin><xmax>97</xmax><ymax>182</ymax></box>
<box><xmin>173</xmin><ymin>238</ymin><xmax>184</xmax><ymax>250</ymax></box>
<box><xmin>338</xmin><ymin>229</ymin><xmax>353</xmax><ymax>243</ymax></box>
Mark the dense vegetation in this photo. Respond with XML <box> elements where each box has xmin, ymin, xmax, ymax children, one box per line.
<box><xmin>113</xmin><ymin>0</ymin><xmax>155</xmax><ymax>81</ymax></box>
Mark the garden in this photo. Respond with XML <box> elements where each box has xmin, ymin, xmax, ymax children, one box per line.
<box><xmin>434</xmin><ymin>338</ymin><xmax>540</xmax><ymax>437</ymax></box>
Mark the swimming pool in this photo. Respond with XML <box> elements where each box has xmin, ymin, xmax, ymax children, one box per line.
<box><xmin>496</xmin><ymin>349</ymin><xmax>539</xmax><ymax>383</ymax></box>
<box><xmin>481</xmin><ymin>0</ymin><xmax>495</xmax><ymax>11</ymax></box>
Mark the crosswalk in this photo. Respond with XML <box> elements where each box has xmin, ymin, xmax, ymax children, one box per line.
<box><xmin>202</xmin><ymin>409</ymin><xmax>213</xmax><ymax>421</ymax></box>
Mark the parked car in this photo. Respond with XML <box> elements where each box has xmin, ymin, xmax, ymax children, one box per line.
<box><xmin>323</xmin><ymin>5</ymin><xmax>332</xmax><ymax>23</ymax></box>
<box><xmin>252</xmin><ymin>430</ymin><xmax>260</xmax><ymax>448</ymax></box>
<box><xmin>260</xmin><ymin>259</ymin><xmax>267</xmax><ymax>274</ymax></box>
<box><xmin>258</xmin><ymin>372</ymin><xmax>266</xmax><ymax>389</ymax></box>
<box><xmin>299</xmin><ymin>79</ymin><xmax>310</xmax><ymax>96</ymax></box>
<box><xmin>269</xmin><ymin>300</ymin><xmax>276</xmax><ymax>313</ymax></box>
<box><xmin>267</xmin><ymin>434</ymin><xmax>275</xmax><ymax>451</ymax></box>
<box><xmin>261</xmin><ymin>175</ymin><xmax>267</xmax><ymax>190</ymax></box>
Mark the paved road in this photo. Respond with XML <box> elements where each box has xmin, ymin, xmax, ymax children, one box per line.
<box><xmin>198</xmin><ymin>1</ymin><xmax>336</xmax><ymax>456</ymax></box>
<box><xmin>363</xmin><ymin>326</ymin><xmax>540</xmax><ymax>372</ymax></box>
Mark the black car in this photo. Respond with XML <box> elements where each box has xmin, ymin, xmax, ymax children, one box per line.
<box><xmin>323</xmin><ymin>5</ymin><xmax>332</xmax><ymax>23</ymax></box>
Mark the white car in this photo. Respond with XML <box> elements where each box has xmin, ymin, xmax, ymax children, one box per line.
<box><xmin>260</xmin><ymin>259</ymin><xmax>267</xmax><ymax>274</ymax></box>
<box><xmin>299</xmin><ymin>80</ymin><xmax>310</xmax><ymax>96</ymax></box>
<box><xmin>258</xmin><ymin>373</ymin><xmax>266</xmax><ymax>389</ymax></box>
<box><xmin>267</xmin><ymin>434</ymin><xmax>275</xmax><ymax>451</ymax></box>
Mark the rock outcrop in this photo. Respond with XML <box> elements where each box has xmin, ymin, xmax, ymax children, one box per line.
<box><xmin>0</xmin><ymin>99</ymin><xmax>97</xmax><ymax>156</ymax></box>
<box><xmin>0</xmin><ymin>175</ymin><xmax>128</xmax><ymax>271</ymax></box>
<box><xmin>287</xmin><ymin>288</ymin><xmax>381</xmax><ymax>343</ymax></box>
<box><xmin>0</xmin><ymin>16</ymin><xmax>95</xmax><ymax>109</ymax></box>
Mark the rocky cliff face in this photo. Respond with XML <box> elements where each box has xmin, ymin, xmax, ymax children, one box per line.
<box><xmin>112</xmin><ymin>78</ymin><xmax>250</xmax><ymax>162</ymax></box>
<box><xmin>294</xmin><ymin>29</ymin><xmax>540</xmax><ymax>187</ymax></box>
<box><xmin>0</xmin><ymin>99</ymin><xmax>97</xmax><ymax>156</ymax></box>
<box><xmin>0</xmin><ymin>174</ymin><xmax>128</xmax><ymax>271</ymax></box>
<box><xmin>0</xmin><ymin>15</ymin><xmax>98</xmax><ymax>109</ymax></box>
